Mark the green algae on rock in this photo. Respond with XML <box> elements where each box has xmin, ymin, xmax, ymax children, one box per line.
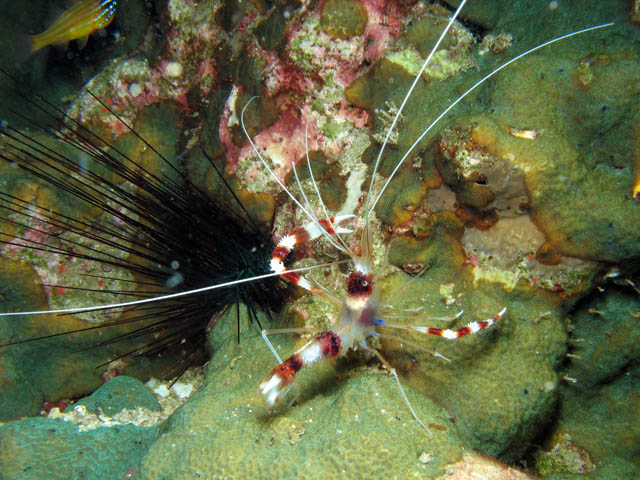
<box><xmin>536</xmin><ymin>363</ymin><xmax>640</xmax><ymax>479</ymax></box>
<box><xmin>564</xmin><ymin>287</ymin><xmax>640</xmax><ymax>390</ymax></box>
<box><xmin>320</xmin><ymin>0</ymin><xmax>368</xmax><ymax>40</ymax></box>
<box><xmin>373</xmin><ymin>153</ymin><xmax>441</xmax><ymax>229</ymax></box>
<box><xmin>0</xmin><ymin>257</ymin><xmax>155</xmax><ymax>420</ymax></box>
<box><xmin>380</xmin><ymin>217</ymin><xmax>567</xmax><ymax>461</ymax></box>
<box><xmin>432</xmin><ymin>119</ymin><xmax>602</xmax><ymax>295</ymax></box>
<box><xmin>0</xmin><ymin>375</ymin><xmax>162</xmax><ymax>480</ymax></box>
<box><xmin>68</xmin><ymin>375</ymin><xmax>162</xmax><ymax>417</ymax></box>
<box><xmin>484</xmin><ymin>52</ymin><xmax>640</xmax><ymax>264</ymax></box>
<box><xmin>283</xmin><ymin>150</ymin><xmax>348</xmax><ymax>211</ymax></box>
<box><xmin>0</xmin><ymin>257</ymin><xmax>53</xmax><ymax>419</ymax></box>
<box><xmin>111</xmin><ymin>101</ymin><xmax>184</xmax><ymax>186</ymax></box>
<box><xmin>0</xmin><ymin>417</ymin><xmax>158</xmax><ymax>480</ymax></box>
<box><xmin>344</xmin><ymin>9</ymin><xmax>639</xmax><ymax>300</ymax></box>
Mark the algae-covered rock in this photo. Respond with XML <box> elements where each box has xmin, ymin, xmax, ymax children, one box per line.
<box><xmin>320</xmin><ymin>0</ymin><xmax>368</xmax><ymax>40</ymax></box>
<box><xmin>0</xmin><ymin>257</ymin><xmax>117</xmax><ymax>420</ymax></box>
<box><xmin>0</xmin><ymin>373</ymin><xmax>165</xmax><ymax>479</ymax></box>
<box><xmin>531</xmin><ymin>285</ymin><xmax>640</xmax><ymax>478</ymax></box>
<box><xmin>381</xmin><ymin>218</ymin><xmax>567</xmax><ymax>461</ymax></box>
<box><xmin>485</xmin><ymin>53</ymin><xmax>640</xmax><ymax>264</ymax></box>
<box><xmin>0</xmin><ymin>252</ymin><xmax>189</xmax><ymax>422</ymax></box>
<box><xmin>346</xmin><ymin>3</ymin><xmax>640</xmax><ymax>273</ymax></box>
<box><xmin>69</xmin><ymin>375</ymin><xmax>161</xmax><ymax>417</ymax></box>
<box><xmin>0</xmin><ymin>417</ymin><xmax>158</xmax><ymax>480</ymax></box>
<box><xmin>431</xmin><ymin>120</ymin><xmax>602</xmax><ymax>296</ymax></box>
<box><xmin>564</xmin><ymin>287</ymin><xmax>640</xmax><ymax>389</ymax></box>
<box><xmin>112</xmin><ymin>101</ymin><xmax>184</xmax><ymax>186</ymax></box>
<box><xmin>137</xmin><ymin>306</ymin><xmax>467</xmax><ymax>479</ymax></box>
<box><xmin>284</xmin><ymin>151</ymin><xmax>348</xmax><ymax>211</ymax></box>
<box><xmin>536</xmin><ymin>364</ymin><xmax>640</xmax><ymax>479</ymax></box>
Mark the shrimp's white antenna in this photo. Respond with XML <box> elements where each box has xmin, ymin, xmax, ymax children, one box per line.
<box><xmin>363</xmin><ymin>0</ymin><xmax>469</xmax><ymax>224</ymax></box>
<box><xmin>289</xmin><ymin>119</ymin><xmax>353</xmax><ymax>255</ymax></box>
<box><xmin>0</xmin><ymin>260</ymin><xmax>347</xmax><ymax>317</ymax></box>
<box><xmin>303</xmin><ymin>119</ymin><xmax>354</xmax><ymax>255</ymax></box>
<box><xmin>241</xmin><ymin>98</ymin><xmax>350</xmax><ymax>254</ymax></box>
<box><xmin>368</xmin><ymin>22</ymin><xmax>615</xmax><ymax>214</ymax></box>
<box><xmin>290</xmin><ymin>137</ymin><xmax>332</xmax><ymax>244</ymax></box>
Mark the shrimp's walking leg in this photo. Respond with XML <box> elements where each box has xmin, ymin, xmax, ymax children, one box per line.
<box><xmin>365</xmin><ymin>346</ymin><xmax>431</xmax><ymax>436</ymax></box>
<box><xmin>376</xmin><ymin>307</ymin><xmax>506</xmax><ymax>340</ymax></box>
<box><xmin>260</xmin><ymin>327</ymin><xmax>317</xmax><ymax>363</ymax></box>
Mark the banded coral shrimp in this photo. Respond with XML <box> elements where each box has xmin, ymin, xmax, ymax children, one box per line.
<box><xmin>229</xmin><ymin>5</ymin><xmax>618</xmax><ymax>468</ymax></box>
<box><xmin>1</xmin><ymin>0</ymin><xmax>637</xmax><ymax>477</ymax></box>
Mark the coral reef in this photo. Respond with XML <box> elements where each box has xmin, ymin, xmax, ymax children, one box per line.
<box><xmin>380</xmin><ymin>214</ymin><xmax>568</xmax><ymax>461</ymax></box>
<box><xmin>136</xmin><ymin>306</ymin><xmax>467</xmax><ymax>479</ymax></box>
<box><xmin>0</xmin><ymin>101</ymin><xmax>196</xmax><ymax>419</ymax></box>
<box><xmin>69</xmin><ymin>375</ymin><xmax>162</xmax><ymax>416</ymax></box>
<box><xmin>532</xmin><ymin>287</ymin><xmax>640</xmax><ymax>478</ymax></box>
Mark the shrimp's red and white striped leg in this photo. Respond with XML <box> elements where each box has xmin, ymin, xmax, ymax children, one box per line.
<box><xmin>260</xmin><ymin>330</ymin><xmax>342</xmax><ymax>407</ymax></box>
<box><xmin>376</xmin><ymin>307</ymin><xmax>507</xmax><ymax>339</ymax></box>
<box><xmin>271</xmin><ymin>215</ymin><xmax>353</xmax><ymax>293</ymax></box>
<box><xmin>260</xmin><ymin>327</ymin><xmax>317</xmax><ymax>364</ymax></box>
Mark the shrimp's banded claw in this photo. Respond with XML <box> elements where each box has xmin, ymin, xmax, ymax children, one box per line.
<box><xmin>259</xmin><ymin>331</ymin><xmax>342</xmax><ymax>407</ymax></box>
<box><xmin>260</xmin><ymin>357</ymin><xmax>301</xmax><ymax>407</ymax></box>
<box><xmin>270</xmin><ymin>216</ymin><xmax>354</xmax><ymax>298</ymax></box>
<box><xmin>330</xmin><ymin>214</ymin><xmax>356</xmax><ymax>234</ymax></box>
<box><xmin>271</xmin><ymin>216</ymin><xmax>351</xmax><ymax>273</ymax></box>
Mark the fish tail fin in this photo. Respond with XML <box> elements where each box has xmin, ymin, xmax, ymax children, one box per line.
<box><xmin>15</xmin><ymin>35</ymin><xmax>37</xmax><ymax>62</ymax></box>
<box><xmin>76</xmin><ymin>35</ymin><xmax>89</xmax><ymax>50</ymax></box>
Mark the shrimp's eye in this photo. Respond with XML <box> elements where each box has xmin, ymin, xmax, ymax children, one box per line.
<box><xmin>347</xmin><ymin>272</ymin><xmax>374</xmax><ymax>296</ymax></box>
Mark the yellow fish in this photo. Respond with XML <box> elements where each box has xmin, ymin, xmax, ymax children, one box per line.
<box><xmin>28</xmin><ymin>0</ymin><xmax>117</xmax><ymax>55</ymax></box>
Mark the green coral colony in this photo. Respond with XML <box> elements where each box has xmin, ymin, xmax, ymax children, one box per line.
<box><xmin>1</xmin><ymin>0</ymin><xmax>640</xmax><ymax>479</ymax></box>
